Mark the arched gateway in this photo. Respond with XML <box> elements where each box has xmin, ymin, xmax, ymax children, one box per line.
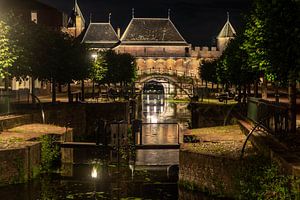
<box><xmin>136</xmin><ymin>74</ymin><xmax>194</xmax><ymax>98</ymax></box>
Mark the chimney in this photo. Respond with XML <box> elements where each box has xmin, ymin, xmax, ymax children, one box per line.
<box><xmin>117</xmin><ymin>28</ymin><xmax>121</xmax><ymax>38</ymax></box>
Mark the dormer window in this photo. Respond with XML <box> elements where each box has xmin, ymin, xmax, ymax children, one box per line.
<box><xmin>31</xmin><ymin>11</ymin><xmax>38</xmax><ymax>24</ymax></box>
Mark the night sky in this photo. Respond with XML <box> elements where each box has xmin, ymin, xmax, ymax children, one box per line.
<box><xmin>39</xmin><ymin>0</ymin><xmax>252</xmax><ymax>46</ymax></box>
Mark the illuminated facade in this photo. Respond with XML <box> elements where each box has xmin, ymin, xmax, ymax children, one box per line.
<box><xmin>82</xmin><ymin>13</ymin><xmax>236</xmax><ymax>81</ymax></box>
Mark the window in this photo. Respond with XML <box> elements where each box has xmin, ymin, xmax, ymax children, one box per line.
<box><xmin>31</xmin><ymin>11</ymin><xmax>38</xmax><ymax>24</ymax></box>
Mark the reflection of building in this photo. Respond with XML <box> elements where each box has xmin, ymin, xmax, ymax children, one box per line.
<box><xmin>82</xmin><ymin>11</ymin><xmax>236</xmax><ymax>81</ymax></box>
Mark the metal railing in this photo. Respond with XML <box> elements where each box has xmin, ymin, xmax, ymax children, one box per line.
<box><xmin>247</xmin><ymin>98</ymin><xmax>289</xmax><ymax>137</ymax></box>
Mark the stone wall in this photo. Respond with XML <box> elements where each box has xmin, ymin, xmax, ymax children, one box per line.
<box><xmin>6</xmin><ymin>102</ymin><xmax>129</xmax><ymax>139</ymax></box>
<box><xmin>179</xmin><ymin>150</ymin><xmax>242</xmax><ymax>198</ymax></box>
<box><xmin>0</xmin><ymin>142</ymin><xmax>41</xmax><ymax>185</ymax></box>
<box><xmin>136</xmin><ymin>57</ymin><xmax>199</xmax><ymax>78</ymax></box>
<box><xmin>190</xmin><ymin>103</ymin><xmax>235</xmax><ymax>128</ymax></box>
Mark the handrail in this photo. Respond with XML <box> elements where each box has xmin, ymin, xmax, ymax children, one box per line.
<box><xmin>30</xmin><ymin>93</ymin><xmax>45</xmax><ymax>124</ymax></box>
<box><xmin>240</xmin><ymin>115</ymin><xmax>272</xmax><ymax>159</ymax></box>
<box><xmin>223</xmin><ymin>102</ymin><xmax>241</xmax><ymax>126</ymax></box>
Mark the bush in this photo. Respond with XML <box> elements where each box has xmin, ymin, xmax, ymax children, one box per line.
<box><xmin>40</xmin><ymin>135</ymin><xmax>60</xmax><ymax>173</ymax></box>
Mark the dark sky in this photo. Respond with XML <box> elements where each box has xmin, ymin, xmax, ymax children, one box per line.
<box><xmin>40</xmin><ymin>0</ymin><xmax>252</xmax><ymax>46</ymax></box>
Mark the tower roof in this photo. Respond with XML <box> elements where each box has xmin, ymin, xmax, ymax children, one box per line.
<box><xmin>217</xmin><ymin>15</ymin><xmax>236</xmax><ymax>38</ymax></box>
<box><xmin>68</xmin><ymin>0</ymin><xmax>85</xmax><ymax>27</ymax></box>
<box><xmin>120</xmin><ymin>18</ymin><xmax>188</xmax><ymax>46</ymax></box>
<box><xmin>82</xmin><ymin>23</ymin><xmax>119</xmax><ymax>48</ymax></box>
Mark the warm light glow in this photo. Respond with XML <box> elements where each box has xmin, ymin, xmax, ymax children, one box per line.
<box><xmin>91</xmin><ymin>53</ymin><xmax>97</xmax><ymax>59</ymax></box>
<box><xmin>149</xmin><ymin>115</ymin><xmax>158</xmax><ymax>123</ymax></box>
<box><xmin>91</xmin><ymin>166</ymin><xmax>98</xmax><ymax>178</ymax></box>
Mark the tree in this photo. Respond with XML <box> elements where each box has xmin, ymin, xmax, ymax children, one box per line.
<box><xmin>200</xmin><ymin>60</ymin><xmax>217</xmax><ymax>88</ymax></box>
<box><xmin>101</xmin><ymin>50</ymin><xmax>137</xmax><ymax>86</ymax></box>
<box><xmin>118</xmin><ymin>53</ymin><xmax>137</xmax><ymax>85</ymax></box>
<box><xmin>243</xmin><ymin>0</ymin><xmax>300</xmax><ymax>132</ymax></box>
<box><xmin>0</xmin><ymin>19</ymin><xmax>19</xmax><ymax>90</ymax></box>
<box><xmin>89</xmin><ymin>52</ymin><xmax>107</xmax><ymax>98</ymax></box>
<box><xmin>89</xmin><ymin>52</ymin><xmax>107</xmax><ymax>83</ymax></box>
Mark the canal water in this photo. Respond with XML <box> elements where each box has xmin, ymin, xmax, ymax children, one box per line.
<box><xmin>0</xmin><ymin>94</ymin><xmax>217</xmax><ymax>200</ymax></box>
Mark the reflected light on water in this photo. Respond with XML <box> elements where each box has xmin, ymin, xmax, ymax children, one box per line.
<box><xmin>91</xmin><ymin>166</ymin><xmax>98</xmax><ymax>178</ymax></box>
<box><xmin>147</xmin><ymin>115</ymin><xmax>158</xmax><ymax>123</ymax></box>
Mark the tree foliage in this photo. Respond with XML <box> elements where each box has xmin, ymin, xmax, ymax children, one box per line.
<box><xmin>89</xmin><ymin>52</ymin><xmax>107</xmax><ymax>83</ymax></box>
<box><xmin>200</xmin><ymin>60</ymin><xmax>217</xmax><ymax>84</ymax></box>
<box><xmin>0</xmin><ymin>20</ymin><xmax>18</xmax><ymax>78</ymax></box>
<box><xmin>242</xmin><ymin>0</ymin><xmax>300</xmax><ymax>83</ymax></box>
<box><xmin>100</xmin><ymin>50</ymin><xmax>137</xmax><ymax>85</ymax></box>
<box><xmin>218</xmin><ymin>35</ymin><xmax>257</xmax><ymax>87</ymax></box>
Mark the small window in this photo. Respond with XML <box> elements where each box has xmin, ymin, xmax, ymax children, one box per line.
<box><xmin>31</xmin><ymin>11</ymin><xmax>38</xmax><ymax>24</ymax></box>
<box><xmin>144</xmin><ymin>48</ymin><xmax>147</xmax><ymax>53</ymax></box>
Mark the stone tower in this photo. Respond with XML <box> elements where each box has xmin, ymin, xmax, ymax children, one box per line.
<box><xmin>67</xmin><ymin>0</ymin><xmax>85</xmax><ymax>37</ymax></box>
<box><xmin>217</xmin><ymin>12</ymin><xmax>236</xmax><ymax>52</ymax></box>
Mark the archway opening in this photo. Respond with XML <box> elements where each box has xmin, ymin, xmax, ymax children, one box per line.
<box><xmin>143</xmin><ymin>81</ymin><xmax>164</xmax><ymax>94</ymax></box>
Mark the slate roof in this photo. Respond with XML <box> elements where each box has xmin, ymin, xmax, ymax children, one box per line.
<box><xmin>82</xmin><ymin>23</ymin><xmax>120</xmax><ymax>48</ymax></box>
<box><xmin>120</xmin><ymin>18</ymin><xmax>188</xmax><ymax>46</ymax></box>
<box><xmin>217</xmin><ymin>19</ymin><xmax>236</xmax><ymax>38</ymax></box>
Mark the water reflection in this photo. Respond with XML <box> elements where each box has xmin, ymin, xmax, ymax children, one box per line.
<box><xmin>134</xmin><ymin>94</ymin><xmax>189</xmax><ymax>173</ymax></box>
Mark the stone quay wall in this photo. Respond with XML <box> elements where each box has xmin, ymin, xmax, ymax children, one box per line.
<box><xmin>0</xmin><ymin>142</ymin><xmax>41</xmax><ymax>186</ymax></box>
<box><xmin>6</xmin><ymin>102</ymin><xmax>129</xmax><ymax>139</ymax></box>
<box><xmin>179</xmin><ymin>150</ymin><xmax>242</xmax><ymax>198</ymax></box>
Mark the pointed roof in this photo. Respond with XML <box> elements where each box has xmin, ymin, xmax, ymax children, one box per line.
<box><xmin>120</xmin><ymin>18</ymin><xmax>188</xmax><ymax>46</ymax></box>
<box><xmin>82</xmin><ymin>23</ymin><xmax>120</xmax><ymax>48</ymax></box>
<box><xmin>68</xmin><ymin>0</ymin><xmax>85</xmax><ymax>27</ymax></box>
<box><xmin>217</xmin><ymin>14</ymin><xmax>236</xmax><ymax>38</ymax></box>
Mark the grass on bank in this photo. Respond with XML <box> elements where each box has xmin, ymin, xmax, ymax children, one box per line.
<box><xmin>183</xmin><ymin>125</ymin><xmax>253</xmax><ymax>158</ymax></box>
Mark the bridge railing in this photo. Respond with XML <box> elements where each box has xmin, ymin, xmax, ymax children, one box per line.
<box><xmin>137</xmin><ymin>69</ymin><xmax>197</xmax><ymax>79</ymax></box>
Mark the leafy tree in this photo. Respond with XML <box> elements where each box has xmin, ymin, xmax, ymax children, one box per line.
<box><xmin>0</xmin><ymin>19</ymin><xmax>19</xmax><ymax>89</ymax></box>
<box><xmin>200</xmin><ymin>60</ymin><xmax>217</xmax><ymax>87</ymax></box>
<box><xmin>242</xmin><ymin>0</ymin><xmax>300</xmax><ymax>132</ymax></box>
<box><xmin>89</xmin><ymin>52</ymin><xmax>107</xmax><ymax>84</ymax></box>
<box><xmin>118</xmin><ymin>53</ymin><xmax>137</xmax><ymax>85</ymax></box>
<box><xmin>101</xmin><ymin>50</ymin><xmax>137</xmax><ymax>86</ymax></box>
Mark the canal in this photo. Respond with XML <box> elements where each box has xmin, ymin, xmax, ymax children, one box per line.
<box><xmin>0</xmin><ymin>93</ymin><xmax>217</xmax><ymax>200</ymax></box>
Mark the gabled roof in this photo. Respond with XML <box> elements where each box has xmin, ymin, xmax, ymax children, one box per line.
<box><xmin>68</xmin><ymin>0</ymin><xmax>85</xmax><ymax>27</ymax></box>
<box><xmin>82</xmin><ymin>23</ymin><xmax>120</xmax><ymax>48</ymax></box>
<box><xmin>217</xmin><ymin>18</ymin><xmax>236</xmax><ymax>38</ymax></box>
<box><xmin>120</xmin><ymin>18</ymin><xmax>188</xmax><ymax>46</ymax></box>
